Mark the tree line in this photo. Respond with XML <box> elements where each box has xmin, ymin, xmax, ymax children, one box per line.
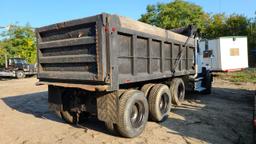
<box><xmin>0</xmin><ymin>24</ymin><xmax>36</xmax><ymax>66</ymax></box>
<box><xmin>0</xmin><ymin>0</ymin><xmax>255</xmax><ymax>67</ymax></box>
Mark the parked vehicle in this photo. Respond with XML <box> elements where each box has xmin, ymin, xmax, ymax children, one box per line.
<box><xmin>0</xmin><ymin>57</ymin><xmax>37</xmax><ymax>78</ymax></box>
<box><xmin>35</xmin><ymin>13</ymin><xmax>212</xmax><ymax>138</ymax></box>
<box><xmin>199</xmin><ymin>36</ymin><xmax>248</xmax><ymax>72</ymax></box>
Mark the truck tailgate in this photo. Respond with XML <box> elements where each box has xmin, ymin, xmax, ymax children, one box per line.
<box><xmin>36</xmin><ymin>15</ymin><xmax>104</xmax><ymax>83</ymax></box>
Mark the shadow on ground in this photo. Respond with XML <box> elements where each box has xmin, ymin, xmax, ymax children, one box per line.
<box><xmin>1</xmin><ymin>87</ymin><xmax>255</xmax><ymax>143</ymax></box>
<box><xmin>161</xmin><ymin>87</ymin><xmax>255</xmax><ymax>144</ymax></box>
<box><xmin>1</xmin><ymin>91</ymin><xmax>113</xmax><ymax>136</ymax></box>
<box><xmin>0</xmin><ymin>75</ymin><xmax>35</xmax><ymax>81</ymax></box>
<box><xmin>0</xmin><ymin>76</ymin><xmax>16</xmax><ymax>81</ymax></box>
<box><xmin>1</xmin><ymin>91</ymin><xmax>64</xmax><ymax>123</ymax></box>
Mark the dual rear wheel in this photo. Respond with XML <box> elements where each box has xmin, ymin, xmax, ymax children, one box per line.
<box><xmin>146</xmin><ymin>84</ymin><xmax>172</xmax><ymax>122</ymax></box>
<box><xmin>105</xmin><ymin>79</ymin><xmax>185</xmax><ymax>137</ymax></box>
<box><xmin>105</xmin><ymin>84</ymin><xmax>172</xmax><ymax>138</ymax></box>
<box><xmin>170</xmin><ymin>78</ymin><xmax>185</xmax><ymax>106</ymax></box>
<box><xmin>141</xmin><ymin>79</ymin><xmax>185</xmax><ymax>122</ymax></box>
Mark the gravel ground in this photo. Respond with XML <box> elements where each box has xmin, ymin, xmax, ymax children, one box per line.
<box><xmin>0</xmin><ymin>77</ymin><xmax>255</xmax><ymax>144</ymax></box>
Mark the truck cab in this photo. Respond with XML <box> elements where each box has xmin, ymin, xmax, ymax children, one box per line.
<box><xmin>8</xmin><ymin>58</ymin><xmax>28</xmax><ymax>70</ymax></box>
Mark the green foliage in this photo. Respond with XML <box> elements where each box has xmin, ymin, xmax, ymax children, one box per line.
<box><xmin>0</xmin><ymin>24</ymin><xmax>36</xmax><ymax>66</ymax></box>
<box><xmin>0</xmin><ymin>46</ymin><xmax>7</xmax><ymax>67</ymax></box>
<box><xmin>139</xmin><ymin>0</ymin><xmax>253</xmax><ymax>39</ymax></box>
<box><xmin>215</xmin><ymin>68</ymin><xmax>256</xmax><ymax>83</ymax></box>
<box><xmin>203</xmin><ymin>13</ymin><xmax>226</xmax><ymax>38</ymax></box>
<box><xmin>225</xmin><ymin>14</ymin><xmax>249</xmax><ymax>36</ymax></box>
<box><xmin>204</xmin><ymin>14</ymin><xmax>249</xmax><ymax>38</ymax></box>
<box><xmin>248</xmin><ymin>15</ymin><xmax>256</xmax><ymax>50</ymax></box>
<box><xmin>139</xmin><ymin>0</ymin><xmax>209</xmax><ymax>32</ymax></box>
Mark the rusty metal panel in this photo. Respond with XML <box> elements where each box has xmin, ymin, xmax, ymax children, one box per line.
<box><xmin>97</xmin><ymin>92</ymin><xmax>118</xmax><ymax>123</ymax></box>
<box><xmin>117</xmin><ymin>33</ymin><xmax>133</xmax><ymax>75</ymax></box>
<box><xmin>38</xmin><ymin>71</ymin><xmax>96</xmax><ymax>80</ymax></box>
<box><xmin>36</xmin><ymin>14</ymin><xmax>105</xmax><ymax>83</ymax></box>
<box><xmin>39</xmin><ymin>54</ymin><xmax>96</xmax><ymax>64</ymax></box>
<box><xmin>163</xmin><ymin>42</ymin><xmax>172</xmax><ymax>72</ymax></box>
<box><xmin>39</xmin><ymin>22</ymin><xmax>96</xmax><ymax>42</ymax></box>
<box><xmin>40</xmin><ymin>44</ymin><xmax>96</xmax><ymax>57</ymax></box>
<box><xmin>112</xmin><ymin>14</ymin><xmax>195</xmax><ymax>86</ymax></box>
<box><xmin>151</xmin><ymin>40</ymin><xmax>161</xmax><ymax>73</ymax></box>
<box><xmin>187</xmin><ymin>46</ymin><xmax>194</xmax><ymax>71</ymax></box>
<box><xmin>172</xmin><ymin>44</ymin><xmax>181</xmax><ymax>71</ymax></box>
<box><xmin>38</xmin><ymin>37</ymin><xmax>95</xmax><ymax>49</ymax></box>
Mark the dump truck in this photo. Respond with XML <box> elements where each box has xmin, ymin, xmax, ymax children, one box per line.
<box><xmin>35</xmin><ymin>13</ymin><xmax>212</xmax><ymax>138</ymax></box>
<box><xmin>0</xmin><ymin>57</ymin><xmax>37</xmax><ymax>78</ymax></box>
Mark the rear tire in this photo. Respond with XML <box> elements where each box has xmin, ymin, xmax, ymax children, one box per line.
<box><xmin>141</xmin><ymin>83</ymin><xmax>155</xmax><ymax>97</ymax></box>
<box><xmin>105</xmin><ymin>122</ymin><xmax>118</xmax><ymax>135</ymax></box>
<box><xmin>116</xmin><ymin>90</ymin><xmax>149</xmax><ymax>138</ymax></box>
<box><xmin>148</xmin><ymin>84</ymin><xmax>172</xmax><ymax>122</ymax></box>
<box><xmin>54</xmin><ymin>110</ymin><xmax>77</xmax><ymax>124</ymax></box>
<box><xmin>60</xmin><ymin>111</ymin><xmax>76</xmax><ymax>124</ymax></box>
<box><xmin>59</xmin><ymin>89</ymin><xmax>78</xmax><ymax>124</ymax></box>
<box><xmin>170</xmin><ymin>78</ymin><xmax>185</xmax><ymax>106</ymax></box>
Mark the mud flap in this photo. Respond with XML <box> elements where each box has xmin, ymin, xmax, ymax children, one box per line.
<box><xmin>48</xmin><ymin>85</ymin><xmax>63</xmax><ymax>111</ymax></box>
<box><xmin>96</xmin><ymin>91</ymin><xmax>119</xmax><ymax>124</ymax></box>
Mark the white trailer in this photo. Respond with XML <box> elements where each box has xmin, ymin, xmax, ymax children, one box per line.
<box><xmin>199</xmin><ymin>36</ymin><xmax>248</xmax><ymax>71</ymax></box>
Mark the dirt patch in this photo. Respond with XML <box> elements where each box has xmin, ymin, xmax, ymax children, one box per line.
<box><xmin>0</xmin><ymin>78</ymin><xmax>255</xmax><ymax>144</ymax></box>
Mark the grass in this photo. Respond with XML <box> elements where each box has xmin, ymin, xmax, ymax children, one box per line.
<box><xmin>214</xmin><ymin>68</ymin><xmax>256</xmax><ymax>83</ymax></box>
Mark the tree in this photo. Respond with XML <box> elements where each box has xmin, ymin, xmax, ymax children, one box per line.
<box><xmin>225</xmin><ymin>14</ymin><xmax>249</xmax><ymax>36</ymax></box>
<box><xmin>203</xmin><ymin>13</ymin><xmax>226</xmax><ymax>38</ymax></box>
<box><xmin>247</xmin><ymin>13</ymin><xmax>256</xmax><ymax>66</ymax></box>
<box><xmin>248</xmin><ymin>14</ymin><xmax>256</xmax><ymax>49</ymax></box>
<box><xmin>0</xmin><ymin>24</ymin><xmax>36</xmax><ymax>66</ymax></box>
<box><xmin>204</xmin><ymin>14</ymin><xmax>249</xmax><ymax>38</ymax></box>
<box><xmin>0</xmin><ymin>45</ymin><xmax>7</xmax><ymax>67</ymax></box>
<box><xmin>139</xmin><ymin>0</ymin><xmax>209</xmax><ymax>32</ymax></box>
<box><xmin>139</xmin><ymin>1</ymin><xmax>250</xmax><ymax>39</ymax></box>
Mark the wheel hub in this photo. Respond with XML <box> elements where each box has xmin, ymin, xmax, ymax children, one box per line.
<box><xmin>178</xmin><ymin>84</ymin><xmax>184</xmax><ymax>100</ymax></box>
<box><xmin>130</xmin><ymin>102</ymin><xmax>145</xmax><ymax>128</ymax></box>
<box><xmin>159</xmin><ymin>93</ymin><xmax>169</xmax><ymax>114</ymax></box>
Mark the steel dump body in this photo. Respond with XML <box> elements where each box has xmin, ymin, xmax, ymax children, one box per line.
<box><xmin>36</xmin><ymin>13</ymin><xmax>195</xmax><ymax>91</ymax></box>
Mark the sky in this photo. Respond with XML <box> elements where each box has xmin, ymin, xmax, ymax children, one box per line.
<box><xmin>0</xmin><ymin>0</ymin><xmax>255</xmax><ymax>28</ymax></box>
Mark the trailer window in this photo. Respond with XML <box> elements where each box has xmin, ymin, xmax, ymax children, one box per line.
<box><xmin>230</xmin><ymin>48</ymin><xmax>239</xmax><ymax>56</ymax></box>
<box><xmin>14</xmin><ymin>59</ymin><xmax>27</xmax><ymax>64</ymax></box>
